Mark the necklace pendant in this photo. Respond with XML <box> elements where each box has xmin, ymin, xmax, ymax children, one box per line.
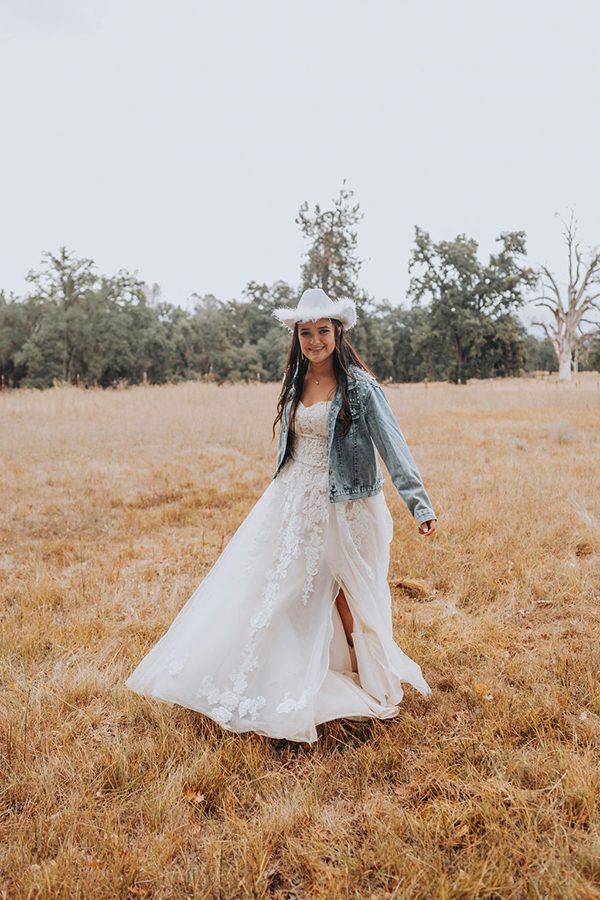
<box><xmin>315</xmin><ymin>379</ymin><xmax>319</xmax><ymax>385</ymax></box>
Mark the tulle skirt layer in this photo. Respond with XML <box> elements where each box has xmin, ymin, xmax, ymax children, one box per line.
<box><xmin>125</xmin><ymin>455</ymin><xmax>431</xmax><ymax>743</ymax></box>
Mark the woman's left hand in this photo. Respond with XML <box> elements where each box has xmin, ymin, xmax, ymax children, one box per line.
<box><xmin>418</xmin><ymin>519</ymin><xmax>437</xmax><ymax>536</ymax></box>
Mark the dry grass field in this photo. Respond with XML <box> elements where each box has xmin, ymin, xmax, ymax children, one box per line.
<box><xmin>1</xmin><ymin>375</ymin><xmax>600</xmax><ymax>899</ymax></box>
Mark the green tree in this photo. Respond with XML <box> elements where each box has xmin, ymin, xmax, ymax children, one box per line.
<box><xmin>477</xmin><ymin>314</ymin><xmax>527</xmax><ymax>378</ymax></box>
<box><xmin>408</xmin><ymin>227</ymin><xmax>536</xmax><ymax>383</ymax></box>
<box><xmin>14</xmin><ymin>256</ymin><xmax>183</xmax><ymax>388</ymax></box>
<box><xmin>187</xmin><ymin>294</ymin><xmax>233</xmax><ymax>378</ymax></box>
<box><xmin>522</xmin><ymin>332</ymin><xmax>558</xmax><ymax>373</ymax></box>
<box><xmin>347</xmin><ymin>293</ymin><xmax>394</xmax><ymax>379</ymax></box>
<box><xmin>296</xmin><ymin>181</ymin><xmax>363</xmax><ymax>299</ymax></box>
<box><xmin>580</xmin><ymin>336</ymin><xmax>600</xmax><ymax>372</ymax></box>
<box><xmin>240</xmin><ymin>281</ymin><xmax>297</xmax><ymax>380</ymax></box>
<box><xmin>80</xmin><ymin>278</ymin><xmax>139</xmax><ymax>386</ymax></box>
<box><xmin>22</xmin><ymin>246</ymin><xmax>98</xmax><ymax>384</ymax></box>
<box><xmin>14</xmin><ymin>307</ymin><xmax>67</xmax><ymax>387</ymax></box>
<box><xmin>215</xmin><ymin>343</ymin><xmax>264</xmax><ymax>383</ymax></box>
<box><xmin>387</xmin><ymin>305</ymin><xmax>430</xmax><ymax>383</ymax></box>
<box><xmin>0</xmin><ymin>292</ymin><xmax>39</xmax><ymax>387</ymax></box>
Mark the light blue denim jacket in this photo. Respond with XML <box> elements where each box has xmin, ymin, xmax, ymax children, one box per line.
<box><xmin>273</xmin><ymin>364</ymin><xmax>436</xmax><ymax>524</ymax></box>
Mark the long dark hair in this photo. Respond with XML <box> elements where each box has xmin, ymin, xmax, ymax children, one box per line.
<box><xmin>271</xmin><ymin>318</ymin><xmax>376</xmax><ymax>462</ymax></box>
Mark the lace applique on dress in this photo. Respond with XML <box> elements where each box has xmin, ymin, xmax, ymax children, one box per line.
<box><xmin>276</xmin><ymin>688</ymin><xmax>310</xmax><ymax>713</ymax></box>
<box><xmin>280</xmin><ymin>400</ymin><xmax>332</xmax><ymax>604</ymax></box>
<box><xmin>195</xmin><ymin>401</ymin><xmax>333</xmax><ymax>723</ymax></box>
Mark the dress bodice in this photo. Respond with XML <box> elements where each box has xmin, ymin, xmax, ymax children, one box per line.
<box><xmin>291</xmin><ymin>400</ymin><xmax>331</xmax><ymax>468</ymax></box>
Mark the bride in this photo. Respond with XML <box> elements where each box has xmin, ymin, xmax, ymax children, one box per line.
<box><xmin>125</xmin><ymin>288</ymin><xmax>437</xmax><ymax>743</ymax></box>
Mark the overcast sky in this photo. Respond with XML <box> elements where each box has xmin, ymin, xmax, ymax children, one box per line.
<box><xmin>1</xmin><ymin>0</ymin><xmax>599</xmax><ymax>328</ymax></box>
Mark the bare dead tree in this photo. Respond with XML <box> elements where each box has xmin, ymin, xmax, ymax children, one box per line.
<box><xmin>532</xmin><ymin>211</ymin><xmax>600</xmax><ymax>381</ymax></box>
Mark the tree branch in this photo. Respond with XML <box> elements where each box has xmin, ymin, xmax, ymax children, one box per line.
<box><xmin>573</xmin><ymin>329</ymin><xmax>600</xmax><ymax>348</ymax></box>
<box><xmin>539</xmin><ymin>266</ymin><xmax>564</xmax><ymax>309</ymax></box>
<box><xmin>579</xmin><ymin>292</ymin><xmax>600</xmax><ymax>313</ymax></box>
<box><xmin>533</xmin><ymin>299</ymin><xmax>562</xmax><ymax>317</ymax></box>
<box><xmin>574</xmin><ymin>251</ymin><xmax>600</xmax><ymax>306</ymax></box>
<box><xmin>573</xmin><ymin>242</ymin><xmax>582</xmax><ymax>287</ymax></box>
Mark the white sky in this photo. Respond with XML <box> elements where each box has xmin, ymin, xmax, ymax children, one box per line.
<box><xmin>1</xmin><ymin>0</ymin><xmax>599</xmax><ymax>329</ymax></box>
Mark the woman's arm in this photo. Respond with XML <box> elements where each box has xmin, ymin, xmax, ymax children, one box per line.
<box><xmin>364</xmin><ymin>382</ymin><xmax>437</xmax><ymax>529</ymax></box>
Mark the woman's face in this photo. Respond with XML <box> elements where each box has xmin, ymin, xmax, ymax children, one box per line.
<box><xmin>297</xmin><ymin>318</ymin><xmax>337</xmax><ymax>364</ymax></box>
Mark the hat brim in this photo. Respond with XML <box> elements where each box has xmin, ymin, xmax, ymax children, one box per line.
<box><xmin>272</xmin><ymin>298</ymin><xmax>357</xmax><ymax>332</ymax></box>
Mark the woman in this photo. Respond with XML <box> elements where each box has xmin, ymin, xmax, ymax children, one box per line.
<box><xmin>125</xmin><ymin>288</ymin><xmax>437</xmax><ymax>743</ymax></box>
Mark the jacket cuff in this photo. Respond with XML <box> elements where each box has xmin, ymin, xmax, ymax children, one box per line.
<box><xmin>414</xmin><ymin>509</ymin><xmax>436</xmax><ymax>524</ymax></box>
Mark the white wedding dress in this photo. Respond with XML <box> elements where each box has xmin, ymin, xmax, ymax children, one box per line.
<box><xmin>125</xmin><ymin>399</ymin><xmax>431</xmax><ymax>742</ymax></box>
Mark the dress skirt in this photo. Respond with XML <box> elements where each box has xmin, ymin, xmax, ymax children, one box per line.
<box><xmin>125</xmin><ymin>400</ymin><xmax>431</xmax><ymax>743</ymax></box>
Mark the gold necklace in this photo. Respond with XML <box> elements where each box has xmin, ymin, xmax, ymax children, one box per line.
<box><xmin>308</xmin><ymin>368</ymin><xmax>330</xmax><ymax>387</ymax></box>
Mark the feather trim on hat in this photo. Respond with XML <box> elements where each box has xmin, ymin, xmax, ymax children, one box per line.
<box><xmin>272</xmin><ymin>297</ymin><xmax>357</xmax><ymax>331</ymax></box>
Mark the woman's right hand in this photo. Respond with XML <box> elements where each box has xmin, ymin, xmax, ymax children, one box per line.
<box><xmin>418</xmin><ymin>519</ymin><xmax>437</xmax><ymax>536</ymax></box>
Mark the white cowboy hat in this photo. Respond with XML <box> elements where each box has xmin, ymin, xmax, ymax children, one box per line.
<box><xmin>272</xmin><ymin>288</ymin><xmax>357</xmax><ymax>331</ymax></box>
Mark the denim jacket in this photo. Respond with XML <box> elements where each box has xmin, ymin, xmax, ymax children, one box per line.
<box><xmin>273</xmin><ymin>364</ymin><xmax>436</xmax><ymax>524</ymax></box>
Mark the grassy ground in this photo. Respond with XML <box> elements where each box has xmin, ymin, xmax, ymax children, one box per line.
<box><xmin>1</xmin><ymin>375</ymin><xmax>599</xmax><ymax>899</ymax></box>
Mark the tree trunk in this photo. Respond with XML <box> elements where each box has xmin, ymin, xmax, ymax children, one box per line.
<box><xmin>65</xmin><ymin>347</ymin><xmax>76</xmax><ymax>384</ymax></box>
<box><xmin>558</xmin><ymin>346</ymin><xmax>572</xmax><ymax>381</ymax></box>
<box><xmin>454</xmin><ymin>337</ymin><xmax>466</xmax><ymax>384</ymax></box>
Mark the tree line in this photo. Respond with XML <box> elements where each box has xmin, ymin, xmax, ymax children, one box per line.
<box><xmin>1</xmin><ymin>187</ymin><xmax>598</xmax><ymax>389</ymax></box>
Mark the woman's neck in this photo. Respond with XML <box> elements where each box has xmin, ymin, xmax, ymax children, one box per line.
<box><xmin>306</xmin><ymin>358</ymin><xmax>335</xmax><ymax>382</ymax></box>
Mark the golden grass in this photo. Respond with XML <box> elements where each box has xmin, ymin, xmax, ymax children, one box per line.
<box><xmin>1</xmin><ymin>374</ymin><xmax>599</xmax><ymax>898</ymax></box>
